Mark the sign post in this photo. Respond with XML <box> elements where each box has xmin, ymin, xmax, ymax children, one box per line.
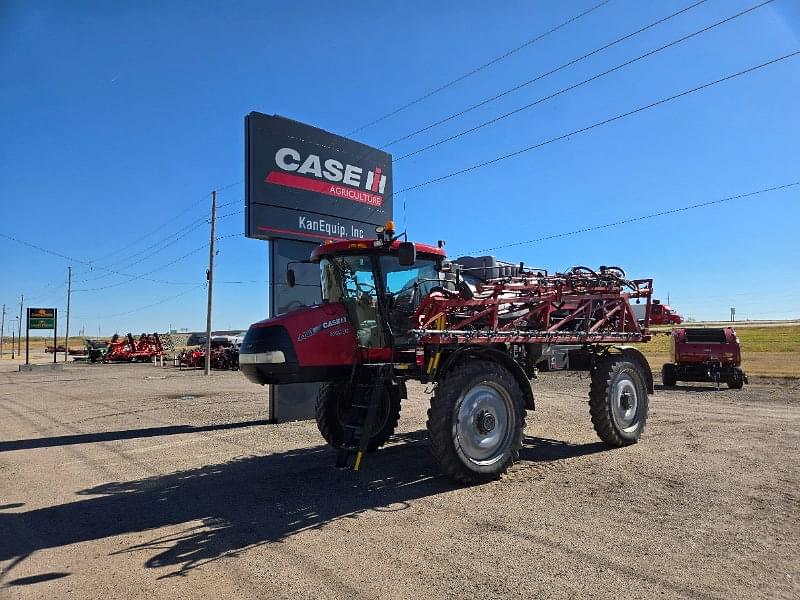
<box><xmin>26</xmin><ymin>308</ymin><xmax>57</xmax><ymax>365</ymax></box>
<box><xmin>244</xmin><ymin>113</ymin><xmax>393</xmax><ymax>421</ymax></box>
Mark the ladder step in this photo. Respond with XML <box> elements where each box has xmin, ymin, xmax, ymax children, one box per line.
<box><xmin>333</xmin><ymin>364</ymin><xmax>392</xmax><ymax>473</ymax></box>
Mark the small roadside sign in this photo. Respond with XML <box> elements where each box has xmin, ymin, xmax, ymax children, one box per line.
<box><xmin>25</xmin><ymin>307</ymin><xmax>58</xmax><ymax>365</ymax></box>
<box><xmin>28</xmin><ymin>308</ymin><xmax>56</xmax><ymax>329</ymax></box>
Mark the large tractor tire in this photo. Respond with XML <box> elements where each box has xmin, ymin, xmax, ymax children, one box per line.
<box><xmin>315</xmin><ymin>382</ymin><xmax>401</xmax><ymax>452</ymax></box>
<box><xmin>590</xmin><ymin>356</ymin><xmax>649</xmax><ymax>447</ymax></box>
<box><xmin>427</xmin><ymin>360</ymin><xmax>526</xmax><ymax>484</ymax></box>
<box><xmin>661</xmin><ymin>363</ymin><xmax>677</xmax><ymax>387</ymax></box>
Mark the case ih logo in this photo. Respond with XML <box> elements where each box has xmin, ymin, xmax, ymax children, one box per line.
<box><xmin>265</xmin><ymin>147</ymin><xmax>387</xmax><ymax>208</ymax></box>
<box><xmin>297</xmin><ymin>316</ymin><xmax>349</xmax><ymax>342</ymax></box>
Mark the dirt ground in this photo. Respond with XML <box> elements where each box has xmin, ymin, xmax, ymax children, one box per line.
<box><xmin>0</xmin><ymin>363</ymin><xmax>798</xmax><ymax>599</ymax></box>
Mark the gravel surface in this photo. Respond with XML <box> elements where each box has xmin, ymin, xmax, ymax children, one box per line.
<box><xmin>0</xmin><ymin>363</ymin><xmax>798</xmax><ymax>599</ymax></box>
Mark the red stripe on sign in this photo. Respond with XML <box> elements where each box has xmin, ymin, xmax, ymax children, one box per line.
<box><xmin>265</xmin><ymin>171</ymin><xmax>383</xmax><ymax>207</ymax></box>
<box><xmin>371</xmin><ymin>167</ymin><xmax>381</xmax><ymax>193</ymax></box>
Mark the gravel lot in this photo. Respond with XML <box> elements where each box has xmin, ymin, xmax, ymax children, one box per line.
<box><xmin>1</xmin><ymin>363</ymin><xmax>797</xmax><ymax>599</ymax></box>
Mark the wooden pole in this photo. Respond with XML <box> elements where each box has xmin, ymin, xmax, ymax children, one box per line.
<box><xmin>65</xmin><ymin>266</ymin><xmax>72</xmax><ymax>362</ymax></box>
<box><xmin>204</xmin><ymin>191</ymin><xmax>217</xmax><ymax>376</ymax></box>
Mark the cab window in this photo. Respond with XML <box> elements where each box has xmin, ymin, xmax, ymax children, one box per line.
<box><xmin>319</xmin><ymin>256</ymin><xmax>382</xmax><ymax>348</ymax></box>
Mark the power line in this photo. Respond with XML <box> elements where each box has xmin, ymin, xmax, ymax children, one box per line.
<box><xmin>0</xmin><ymin>232</ymin><xmax>97</xmax><ymax>267</ymax></box>
<box><xmin>83</xmin><ymin>182</ymin><xmax>242</xmax><ymax>268</ymax></box>
<box><xmin>73</xmin><ymin>243</ymin><xmax>209</xmax><ymax>292</ymax></box>
<box><xmin>217</xmin><ymin>209</ymin><xmax>244</xmax><ymax>220</ymax></box>
<box><xmin>395</xmin><ymin>0</ymin><xmax>773</xmax><ymax>161</ymax></box>
<box><xmin>382</xmin><ymin>0</ymin><xmax>709</xmax><ymax>150</ymax></box>
<box><xmin>76</xmin><ymin>284</ymin><xmax>206</xmax><ymax>320</ymax></box>
<box><xmin>391</xmin><ymin>51</ymin><xmax>800</xmax><ymax>197</ymax></box>
<box><xmin>73</xmin><ymin>216</ymin><xmax>210</xmax><ymax>284</ymax></box>
<box><xmin>2</xmin><ymin>202</ymin><xmax>229</xmax><ymax>291</ymax></box>
<box><xmin>346</xmin><ymin>0</ymin><xmax>612</xmax><ymax>136</ymax></box>
<box><xmin>217</xmin><ymin>198</ymin><xmax>242</xmax><ymax>209</ymax></box>
<box><xmin>0</xmin><ymin>230</ymin><xmax>200</xmax><ymax>288</ymax></box>
<box><xmin>72</xmin><ymin>232</ymin><xmax>241</xmax><ymax>292</ymax></box>
<box><xmin>462</xmin><ymin>181</ymin><xmax>800</xmax><ymax>254</ymax></box>
<box><xmin>73</xmin><ymin>193</ymin><xmax>210</xmax><ymax>272</ymax></box>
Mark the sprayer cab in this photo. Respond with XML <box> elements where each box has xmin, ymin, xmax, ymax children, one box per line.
<box><xmin>239</xmin><ymin>224</ymin><xmax>448</xmax><ymax>386</ymax></box>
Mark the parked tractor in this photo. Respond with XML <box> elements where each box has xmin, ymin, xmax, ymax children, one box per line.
<box><xmin>86</xmin><ymin>339</ymin><xmax>109</xmax><ymax>363</ymax></box>
<box><xmin>661</xmin><ymin>327</ymin><xmax>747</xmax><ymax>389</ymax></box>
<box><xmin>240</xmin><ymin>223</ymin><xmax>655</xmax><ymax>484</ymax></box>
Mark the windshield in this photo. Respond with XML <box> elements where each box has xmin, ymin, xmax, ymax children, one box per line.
<box><xmin>380</xmin><ymin>257</ymin><xmax>440</xmax><ymax>298</ymax></box>
<box><xmin>380</xmin><ymin>256</ymin><xmax>442</xmax><ymax>347</ymax></box>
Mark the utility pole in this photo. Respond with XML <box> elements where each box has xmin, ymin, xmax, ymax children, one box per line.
<box><xmin>204</xmin><ymin>191</ymin><xmax>217</xmax><ymax>376</ymax></box>
<box><xmin>0</xmin><ymin>304</ymin><xmax>5</xmax><ymax>359</ymax></box>
<box><xmin>65</xmin><ymin>266</ymin><xmax>72</xmax><ymax>362</ymax></box>
<box><xmin>17</xmin><ymin>294</ymin><xmax>23</xmax><ymax>355</ymax></box>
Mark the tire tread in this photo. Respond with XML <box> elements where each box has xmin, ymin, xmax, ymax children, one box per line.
<box><xmin>589</xmin><ymin>357</ymin><xmax>648</xmax><ymax>447</ymax></box>
<box><xmin>427</xmin><ymin>360</ymin><xmax>526</xmax><ymax>484</ymax></box>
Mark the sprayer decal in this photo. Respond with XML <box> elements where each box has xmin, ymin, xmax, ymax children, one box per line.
<box><xmin>297</xmin><ymin>316</ymin><xmax>349</xmax><ymax>342</ymax></box>
<box><xmin>266</xmin><ymin>147</ymin><xmax>387</xmax><ymax>207</ymax></box>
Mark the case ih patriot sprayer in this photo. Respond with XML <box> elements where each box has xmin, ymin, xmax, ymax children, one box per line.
<box><xmin>240</xmin><ymin>224</ymin><xmax>654</xmax><ymax>484</ymax></box>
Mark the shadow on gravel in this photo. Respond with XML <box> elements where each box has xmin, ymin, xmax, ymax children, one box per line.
<box><xmin>654</xmin><ymin>384</ymin><xmax>725</xmax><ymax>393</ymax></box>
<box><xmin>0</xmin><ymin>430</ymin><xmax>605</xmax><ymax>579</ymax></box>
<box><xmin>520</xmin><ymin>436</ymin><xmax>606</xmax><ymax>461</ymax></box>
<box><xmin>6</xmin><ymin>572</ymin><xmax>71</xmax><ymax>586</ymax></box>
<box><xmin>0</xmin><ymin>420</ymin><xmax>275</xmax><ymax>452</ymax></box>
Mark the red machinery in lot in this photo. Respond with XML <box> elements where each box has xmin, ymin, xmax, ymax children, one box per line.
<box><xmin>240</xmin><ymin>224</ymin><xmax>655</xmax><ymax>484</ymax></box>
<box><xmin>103</xmin><ymin>333</ymin><xmax>165</xmax><ymax>363</ymax></box>
<box><xmin>661</xmin><ymin>327</ymin><xmax>747</xmax><ymax>389</ymax></box>
<box><xmin>178</xmin><ymin>338</ymin><xmax>239</xmax><ymax>370</ymax></box>
<box><xmin>631</xmin><ymin>299</ymin><xmax>683</xmax><ymax>325</ymax></box>
<box><xmin>649</xmin><ymin>300</ymin><xmax>683</xmax><ymax>325</ymax></box>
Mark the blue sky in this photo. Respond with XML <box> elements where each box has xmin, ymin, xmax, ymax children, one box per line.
<box><xmin>1</xmin><ymin>0</ymin><xmax>798</xmax><ymax>336</ymax></box>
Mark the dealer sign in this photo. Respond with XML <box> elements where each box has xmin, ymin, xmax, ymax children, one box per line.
<box><xmin>28</xmin><ymin>307</ymin><xmax>56</xmax><ymax>330</ymax></box>
<box><xmin>245</xmin><ymin>113</ymin><xmax>393</xmax><ymax>243</ymax></box>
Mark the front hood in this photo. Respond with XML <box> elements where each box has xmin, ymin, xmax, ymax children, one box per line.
<box><xmin>247</xmin><ymin>303</ymin><xmax>333</xmax><ymax>331</ymax></box>
<box><xmin>242</xmin><ymin>301</ymin><xmax>356</xmax><ymax>367</ymax></box>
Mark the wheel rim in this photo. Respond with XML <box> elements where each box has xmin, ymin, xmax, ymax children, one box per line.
<box><xmin>611</xmin><ymin>377</ymin><xmax>639</xmax><ymax>433</ymax></box>
<box><xmin>455</xmin><ymin>382</ymin><xmax>513</xmax><ymax>465</ymax></box>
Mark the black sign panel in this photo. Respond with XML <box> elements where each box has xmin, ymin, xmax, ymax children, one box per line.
<box><xmin>245</xmin><ymin>113</ymin><xmax>392</xmax><ymax>242</ymax></box>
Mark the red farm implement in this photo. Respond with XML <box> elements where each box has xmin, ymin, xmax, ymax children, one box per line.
<box><xmin>103</xmin><ymin>333</ymin><xmax>165</xmax><ymax>363</ymax></box>
<box><xmin>661</xmin><ymin>327</ymin><xmax>747</xmax><ymax>389</ymax></box>
<box><xmin>178</xmin><ymin>338</ymin><xmax>239</xmax><ymax>370</ymax></box>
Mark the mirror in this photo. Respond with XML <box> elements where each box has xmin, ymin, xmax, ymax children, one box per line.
<box><xmin>286</xmin><ymin>268</ymin><xmax>296</xmax><ymax>287</ymax></box>
<box><xmin>398</xmin><ymin>241</ymin><xmax>416</xmax><ymax>267</ymax></box>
